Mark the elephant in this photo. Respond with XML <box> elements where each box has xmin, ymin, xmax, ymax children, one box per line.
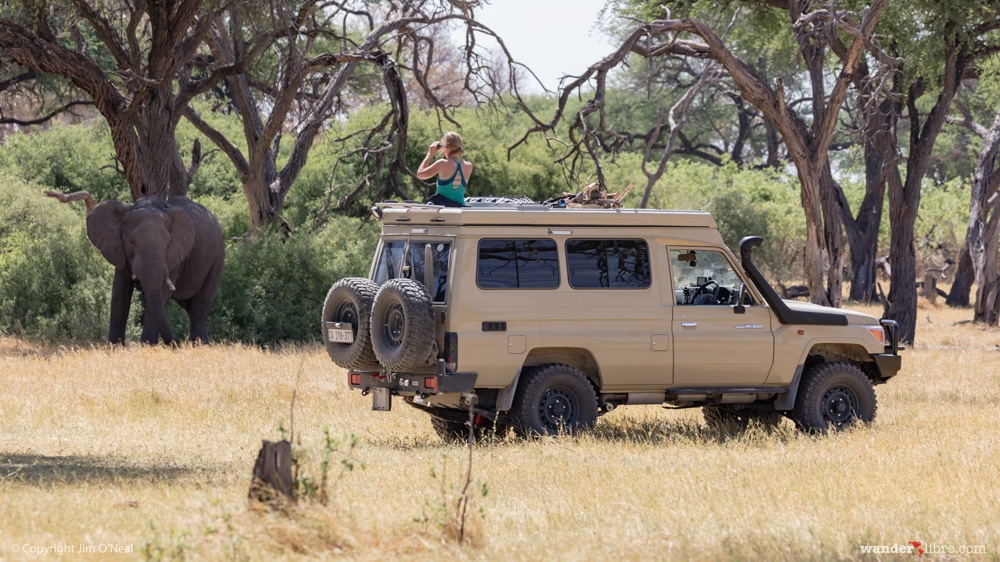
<box><xmin>86</xmin><ymin>195</ymin><xmax>224</xmax><ymax>344</ymax></box>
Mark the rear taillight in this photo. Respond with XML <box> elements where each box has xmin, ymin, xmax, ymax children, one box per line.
<box><xmin>348</xmin><ymin>372</ymin><xmax>362</xmax><ymax>387</ymax></box>
<box><xmin>424</xmin><ymin>376</ymin><xmax>438</xmax><ymax>391</ymax></box>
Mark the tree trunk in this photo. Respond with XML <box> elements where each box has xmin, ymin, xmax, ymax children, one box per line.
<box><xmin>967</xmin><ymin>110</ymin><xmax>1000</xmax><ymax>323</ymax></box>
<box><xmin>886</xmin><ymin>195</ymin><xmax>918</xmax><ymax>343</ymax></box>
<box><xmin>242</xmin><ymin>113</ymin><xmax>283</xmax><ymax>229</ymax></box>
<box><xmin>845</xmin><ymin>100</ymin><xmax>890</xmax><ymax>302</ymax></box>
<box><xmin>134</xmin><ymin>90</ymin><xmax>188</xmax><ymax>199</ymax></box>
<box><xmin>884</xmin><ymin>29</ymin><xmax>965</xmax><ymax>344</ymax></box>
<box><xmin>946</xmin><ymin>246</ymin><xmax>973</xmax><ymax>307</ymax></box>
<box><xmin>796</xmin><ymin>167</ymin><xmax>832</xmax><ymax>307</ymax></box>
<box><xmin>820</xmin><ymin>165</ymin><xmax>844</xmax><ymax>307</ymax></box>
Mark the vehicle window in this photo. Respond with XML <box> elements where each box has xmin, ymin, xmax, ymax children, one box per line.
<box><xmin>566</xmin><ymin>239</ymin><xmax>651</xmax><ymax>289</ymax></box>
<box><xmin>374</xmin><ymin>240</ymin><xmax>406</xmax><ymax>283</ymax></box>
<box><xmin>670</xmin><ymin>248</ymin><xmax>748</xmax><ymax>305</ymax></box>
<box><xmin>373</xmin><ymin>240</ymin><xmax>451</xmax><ymax>302</ymax></box>
<box><xmin>477</xmin><ymin>239</ymin><xmax>559</xmax><ymax>289</ymax></box>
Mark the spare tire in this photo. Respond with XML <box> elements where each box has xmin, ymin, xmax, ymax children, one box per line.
<box><xmin>370</xmin><ymin>278</ymin><xmax>437</xmax><ymax>372</ymax></box>
<box><xmin>321</xmin><ymin>278</ymin><xmax>380</xmax><ymax>371</ymax></box>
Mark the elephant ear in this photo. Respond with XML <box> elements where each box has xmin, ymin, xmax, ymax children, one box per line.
<box><xmin>86</xmin><ymin>200</ymin><xmax>132</xmax><ymax>269</ymax></box>
<box><xmin>165</xmin><ymin>206</ymin><xmax>196</xmax><ymax>270</ymax></box>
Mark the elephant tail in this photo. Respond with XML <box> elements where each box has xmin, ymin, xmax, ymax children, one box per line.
<box><xmin>44</xmin><ymin>190</ymin><xmax>95</xmax><ymax>214</ymax></box>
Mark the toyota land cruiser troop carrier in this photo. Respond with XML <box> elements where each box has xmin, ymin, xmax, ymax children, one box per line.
<box><xmin>321</xmin><ymin>202</ymin><xmax>902</xmax><ymax>440</ymax></box>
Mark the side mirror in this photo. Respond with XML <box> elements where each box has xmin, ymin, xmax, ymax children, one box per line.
<box><xmin>734</xmin><ymin>283</ymin><xmax>747</xmax><ymax>314</ymax></box>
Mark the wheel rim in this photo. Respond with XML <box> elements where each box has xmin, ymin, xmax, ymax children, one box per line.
<box><xmin>537</xmin><ymin>386</ymin><xmax>579</xmax><ymax>432</ymax></box>
<box><xmin>333</xmin><ymin>301</ymin><xmax>359</xmax><ymax>338</ymax></box>
<box><xmin>381</xmin><ymin>303</ymin><xmax>406</xmax><ymax>348</ymax></box>
<box><xmin>821</xmin><ymin>385</ymin><xmax>858</xmax><ymax>427</ymax></box>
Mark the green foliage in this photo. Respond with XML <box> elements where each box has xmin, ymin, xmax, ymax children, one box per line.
<box><xmin>413</xmin><ymin>453</ymin><xmax>489</xmax><ymax>546</ymax></box>
<box><xmin>208</xmin><ymin>218</ymin><xmax>379</xmax><ymax>344</ymax></box>
<box><xmin>0</xmin><ymin>174</ymin><xmax>110</xmax><ymax>342</ymax></box>
<box><xmin>0</xmin><ymin>121</ymin><xmax>129</xmax><ymax>202</ymax></box>
<box><xmin>292</xmin><ymin>430</ymin><xmax>364</xmax><ymax>506</ymax></box>
<box><xmin>645</xmin><ymin>159</ymin><xmax>805</xmax><ymax>280</ymax></box>
<box><xmin>177</xmin><ymin>117</ymin><xmax>245</xmax><ymax>201</ymax></box>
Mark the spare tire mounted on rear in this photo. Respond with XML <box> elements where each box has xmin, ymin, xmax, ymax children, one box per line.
<box><xmin>321</xmin><ymin>277</ymin><xmax>380</xmax><ymax>371</ymax></box>
<box><xmin>371</xmin><ymin>278</ymin><xmax>437</xmax><ymax>372</ymax></box>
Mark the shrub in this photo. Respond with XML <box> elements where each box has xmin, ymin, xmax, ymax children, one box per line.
<box><xmin>0</xmin><ymin>121</ymin><xmax>129</xmax><ymax>202</ymax></box>
<box><xmin>207</xmin><ymin>218</ymin><xmax>379</xmax><ymax>343</ymax></box>
<box><xmin>0</xmin><ymin>175</ymin><xmax>110</xmax><ymax>342</ymax></box>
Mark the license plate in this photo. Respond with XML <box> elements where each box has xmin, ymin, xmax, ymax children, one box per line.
<box><xmin>328</xmin><ymin>327</ymin><xmax>354</xmax><ymax>343</ymax></box>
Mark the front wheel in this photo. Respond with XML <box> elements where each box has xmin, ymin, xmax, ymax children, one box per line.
<box><xmin>790</xmin><ymin>361</ymin><xmax>877</xmax><ymax>432</ymax></box>
<box><xmin>511</xmin><ymin>364</ymin><xmax>599</xmax><ymax>437</ymax></box>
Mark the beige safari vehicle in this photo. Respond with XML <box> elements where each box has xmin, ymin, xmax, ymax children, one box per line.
<box><xmin>322</xmin><ymin>202</ymin><xmax>901</xmax><ymax>440</ymax></box>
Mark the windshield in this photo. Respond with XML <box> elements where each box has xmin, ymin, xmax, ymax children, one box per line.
<box><xmin>374</xmin><ymin>239</ymin><xmax>451</xmax><ymax>302</ymax></box>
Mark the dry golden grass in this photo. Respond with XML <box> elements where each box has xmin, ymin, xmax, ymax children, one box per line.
<box><xmin>1</xmin><ymin>302</ymin><xmax>999</xmax><ymax>561</ymax></box>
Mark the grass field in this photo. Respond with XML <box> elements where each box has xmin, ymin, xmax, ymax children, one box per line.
<box><xmin>1</xmin><ymin>303</ymin><xmax>999</xmax><ymax>561</ymax></box>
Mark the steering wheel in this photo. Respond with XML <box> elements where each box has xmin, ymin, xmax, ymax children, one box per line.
<box><xmin>692</xmin><ymin>280</ymin><xmax>720</xmax><ymax>304</ymax></box>
<box><xmin>695</xmin><ymin>279</ymin><xmax>718</xmax><ymax>296</ymax></box>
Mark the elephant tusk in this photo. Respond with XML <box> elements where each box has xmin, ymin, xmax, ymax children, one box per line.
<box><xmin>167</xmin><ymin>278</ymin><xmax>176</xmax><ymax>291</ymax></box>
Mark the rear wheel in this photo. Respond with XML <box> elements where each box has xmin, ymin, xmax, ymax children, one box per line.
<box><xmin>790</xmin><ymin>361</ymin><xmax>877</xmax><ymax>432</ymax></box>
<box><xmin>370</xmin><ymin>278</ymin><xmax>437</xmax><ymax>372</ymax></box>
<box><xmin>512</xmin><ymin>364</ymin><xmax>599</xmax><ymax>437</ymax></box>
<box><xmin>321</xmin><ymin>278</ymin><xmax>379</xmax><ymax>371</ymax></box>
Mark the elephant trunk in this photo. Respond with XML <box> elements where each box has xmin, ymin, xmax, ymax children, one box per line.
<box><xmin>133</xmin><ymin>255</ymin><xmax>176</xmax><ymax>345</ymax></box>
<box><xmin>142</xmin><ymin>288</ymin><xmax>175</xmax><ymax>345</ymax></box>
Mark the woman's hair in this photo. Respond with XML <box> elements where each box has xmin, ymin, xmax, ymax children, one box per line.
<box><xmin>440</xmin><ymin>131</ymin><xmax>464</xmax><ymax>156</ymax></box>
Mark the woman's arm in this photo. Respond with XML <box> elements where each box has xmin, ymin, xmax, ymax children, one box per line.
<box><xmin>416</xmin><ymin>142</ymin><xmax>443</xmax><ymax>179</ymax></box>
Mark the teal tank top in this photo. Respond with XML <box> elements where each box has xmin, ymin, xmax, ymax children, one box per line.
<box><xmin>436</xmin><ymin>158</ymin><xmax>467</xmax><ymax>204</ymax></box>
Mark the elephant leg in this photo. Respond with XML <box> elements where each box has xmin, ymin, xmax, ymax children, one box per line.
<box><xmin>184</xmin><ymin>271</ymin><xmax>221</xmax><ymax>344</ymax></box>
<box><xmin>187</xmin><ymin>304</ymin><xmax>210</xmax><ymax>344</ymax></box>
<box><xmin>109</xmin><ymin>267</ymin><xmax>134</xmax><ymax>344</ymax></box>
<box><xmin>175</xmin><ymin>298</ymin><xmax>204</xmax><ymax>344</ymax></box>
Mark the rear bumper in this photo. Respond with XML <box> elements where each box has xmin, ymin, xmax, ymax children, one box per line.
<box><xmin>347</xmin><ymin>370</ymin><xmax>478</xmax><ymax>395</ymax></box>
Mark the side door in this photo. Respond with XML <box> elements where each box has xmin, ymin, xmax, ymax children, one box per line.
<box><xmin>668</xmin><ymin>247</ymin><xmax>774</xmax><ymax>387</ymax></box>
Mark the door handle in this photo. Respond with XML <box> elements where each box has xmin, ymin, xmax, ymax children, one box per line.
<box><xmin>681</xmin><ymin>321</ymin><xmax>697</xmax><ymax>327</ymax></box>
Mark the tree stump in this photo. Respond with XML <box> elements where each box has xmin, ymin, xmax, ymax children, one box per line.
<box><xmin>248</xmin><ymin>440</ymin><xmax>294</xmax><ymax>504</ymax></box>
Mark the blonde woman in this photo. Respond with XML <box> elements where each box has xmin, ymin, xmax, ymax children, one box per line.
<box><xmin>417</xmin><ymin>132</ymin><xmax>473</xmax><ymax>207</ymax></box>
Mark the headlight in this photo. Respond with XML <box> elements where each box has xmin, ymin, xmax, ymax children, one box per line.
<box><xmin>865</xmin><ymin>325</ymin><xmax>886</xmax><ymax>344</ymax></box>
